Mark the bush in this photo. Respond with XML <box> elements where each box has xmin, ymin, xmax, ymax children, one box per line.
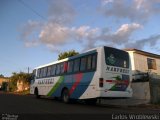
<box><xmin>9</xmin><ymin>72</ymin><xmax>32</xmax><ymax>92</ymax></box>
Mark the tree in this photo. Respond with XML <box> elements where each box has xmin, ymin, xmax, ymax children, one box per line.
<box><xmin>58</xmin><ymin>50</ymin><xmax>79</xmax><ymax>60</ymax></box>
<box><xmin>9</xmin><ymin>72</ymin><xmax>32</xmax><ymax>92</ymax></box>
<box><xmin>0</xmin><ymin>74</ymin><xmax>4</xmax><ymax>78</ymax></box>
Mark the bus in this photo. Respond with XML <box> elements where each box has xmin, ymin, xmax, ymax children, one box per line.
<box><xmin>30</xmin><ymin>46</ymin><xmax>132</xmax><ymax>104</ymax></box>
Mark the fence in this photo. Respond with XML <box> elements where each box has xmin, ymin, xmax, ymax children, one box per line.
<box><xmin>149</xmin><ymin>75</ymin><xmax>160</xmax><ymax>104</ymax></box>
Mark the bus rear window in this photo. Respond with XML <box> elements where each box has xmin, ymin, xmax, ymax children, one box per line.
<box><xmin>105</xmin><ymin>47</ymin><xmax>129</xmax><ymax>68</ymax></box>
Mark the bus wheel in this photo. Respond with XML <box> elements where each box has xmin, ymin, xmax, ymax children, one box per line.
<box><xmin>85</xmin><ymin>99</ymin><xmax>97</xmax><ymax>105</ymax></box>
<box><xmin>62</xmin><ymin>89</ymin><xmax>70</xmax><ymax>103</ymax></box>
<box><xmin>34</xmin><ymin>88</ymin><xmax>40</xmax><ymax>99</ymax></box>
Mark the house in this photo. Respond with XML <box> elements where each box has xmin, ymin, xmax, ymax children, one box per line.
<box><xmin>124</xmin><ymin>48</ymin><xmax>160</xmax><ymax>81</ymax></box>
<box><xmin>0</xmin><ymin>77</ymin><xmax>9</xmax><ymax>91</ymax></box>
<box><xmin>0</xmin><ymin>77</ymin><xmax>9</xmax><ymax>86</ymax></box>
<box><xmin>124</xmin><ymin>49</ymin><xmax>160</xmax><ymax>102</ymax></box>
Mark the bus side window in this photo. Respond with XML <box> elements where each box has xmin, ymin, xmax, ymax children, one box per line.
<box><xmin>92</xmin><ymin>54</ymin><xmax>97</xmax><ymax>70</ymax></box>
<box><xmin>60</xmin><ymin>63</ymin><xmax>64</xmax><ymax>74</ymax></box>
<box><xmin>80</xmin><ymin>57</ymin><xmax>87</xmax><ymax>71</ymax></box>
<box><xmin>56</xmin><ymin>64</ymin><xmax>61</xmax><ymax>75</ymax></box>
<box><xmin>47</xmin><ymin>66</ymin><xmax>52</xmax><ymax>77</ymax></box>
<box><xmin>87</xmin><ymin>55</ymin><xmax>92</xmax><ymax>70</ymax></box>
<box><xmin>42</xmin><ymin>67</ymin><xmax>45</xmax><ymax>77</ymax></box>
<box><xmin>67</xmin><ymin>61</ymin><xmax>73</xmax><ymax>73</ymax></box>
<box><xmin>73</xmin><ymin>58</ymin><xmax>80</xmax><ymax>72</ymax></box>
<box><xmin>32</xmin><ymin>69</ymin><xmax>36</xmax><ymax>79</ymax></box>
<box><xmin>39</xmin><ymin>68</ymin><xmax>42</xmax><ymax>78</ymax></box>
<box><xmin>40</xmin><ymin>68</ymin><xmax>44</xmax><ymax>78</ymax></box>
<box><xmin>51</xmin><ymin>65</ymin><xmax>56</xmax><ymax>76</ymax></box>
<box><xmin>37</xmin><ymin>69</ymin><xmax>40</xmax><ymax>78</ymax></box>
<box><xmin>43</xmin><ymin>67</ymin><xmax>47</xmax><ymax>77</ymax></box>
<box><xmin>63</xmin><ymin>62</ymin><xmax>68</xmax><ymax>73</ymax></box>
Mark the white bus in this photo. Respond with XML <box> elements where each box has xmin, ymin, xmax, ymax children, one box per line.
<box><xmin>30</xmin><ymin>46</ymin><xmax>132</xmax><ymax>104</ymax></box>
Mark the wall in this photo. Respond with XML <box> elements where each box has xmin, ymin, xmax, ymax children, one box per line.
<box><xmin>131</xmin><ymin>82</ymin><xmax>150</xmax><ymax>100</ymax></box>
<box><xmin>126</xmin><ymin>51</ymin><xmax>160</xmax><ymax>102</ymax></box>
<box><xmin>127</xmin><ymin>51</ymin><xmax>135</xmax><ymax>70</ymax></box>
<box><xmin>149</xmin><ymin>76</ymin><xmax>160</xmax><ymax>103</ymax></box>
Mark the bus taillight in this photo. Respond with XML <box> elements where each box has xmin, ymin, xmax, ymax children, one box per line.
<box><xmin>99</xmin><ymin>78</ymin><xmax>104</xmax><ymax>87</ymax></box>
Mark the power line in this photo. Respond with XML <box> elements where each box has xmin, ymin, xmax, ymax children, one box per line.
<box><xmin>17</xmin><ymin>0</ymin><xmax>46</xmax><ymax>20</ymax></box>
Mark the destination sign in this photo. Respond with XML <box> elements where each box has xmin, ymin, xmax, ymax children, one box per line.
<box><xmin>37</xmin><ymin>78</ymin><xmax>54</xmax><ymax>84</ymax></box>
<box><xmin>106</xmin><ymin>66</ymin><xmax>129</xmax><ymax>74</ymax></box>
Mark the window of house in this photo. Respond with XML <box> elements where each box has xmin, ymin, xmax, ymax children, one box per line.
<box><xmin>147</xmin><ymin>58</ymin><xmax>157</xmax><ymax>70</ymax></box>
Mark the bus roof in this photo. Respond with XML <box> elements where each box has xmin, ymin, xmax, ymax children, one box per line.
<box><xmin>35</xmin><ymin>46</ymin><xmax>125</xmax><ymax>69</ymax></box>
<box><xmin>34</xmin><ymin>46</ymin><xmax>102</xmax><ymax>69</ymax></box>
<box><xmin>35</xmin><ymin>58</ymin><xmax>69</xmax><ymax>69</ymax></box>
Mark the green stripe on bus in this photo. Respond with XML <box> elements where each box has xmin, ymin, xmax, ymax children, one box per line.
<box><xmin>47</xmin><ymin>76</ymin><xmax>64</xmax><ymax>96</ymax></box>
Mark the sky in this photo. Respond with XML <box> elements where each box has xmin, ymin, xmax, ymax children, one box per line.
<box><xmin>0</xmin><ymin>0</ymin><xmax>160</xmax><ymax>77</ymax></box>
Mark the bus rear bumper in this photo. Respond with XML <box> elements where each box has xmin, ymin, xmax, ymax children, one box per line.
<box><xmin>98</xmin><ymin>90</ymin><xmax>132</xmax><ymax>98</ymax></box>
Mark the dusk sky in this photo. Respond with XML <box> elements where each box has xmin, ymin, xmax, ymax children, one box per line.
<box><xmin>1</xmin><ymin>0</ymin><xmax>160</xmax><ymax>77</ymax></box>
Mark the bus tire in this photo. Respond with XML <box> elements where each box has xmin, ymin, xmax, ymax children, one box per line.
<box><xmin>34</xmin><ymin>88</ymin><xmax>40</xmax><ymax>99</ymax></box>
<box><xmin>61</xmin><ymin>89</ymin><xmax>70</xmax><ymax>103</ymax></box>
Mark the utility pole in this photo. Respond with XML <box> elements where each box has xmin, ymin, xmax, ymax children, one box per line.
<box><xmin>28</xmin><ymin>67</ymin><xmax>29</xmax><ymax>74</ymax></box>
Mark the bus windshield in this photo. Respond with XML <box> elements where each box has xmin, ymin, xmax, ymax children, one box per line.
<box><xmin>105</xmin><ymin>47</ymin><xmax>129</xmax><ymax>68</ymax></box>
